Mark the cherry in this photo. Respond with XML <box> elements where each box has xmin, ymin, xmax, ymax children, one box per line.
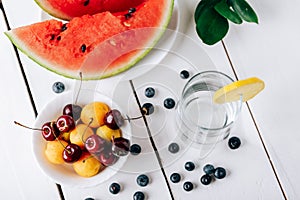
<box><xmin>14</xmin><ymin>121</ymin><xmax>60</xmax><ymax>141</ymax></box>
<box><xmin>56</xmin><ymin>115</ymin><xmax>75</xmax><ymax>133</ymax></box>
<box><xmin>104</xmin><ymin>109</ymin><xmax>124</xmax><ymax>130</ymax></box>
<box><xmin>63</xmin><ymin>104</ymin><xmax>82</xmax><ymax>121</ymax></box>
<box><xmin>62</xmin><ymin>143</ymin><xmax>82</xmax><ymax>163</ymax></box>
<box><xmin>96</xmin><ymin>145</ymin><xmax>119</xmax><ymax>166</ymax></box>
<box><xmin>42</xmin><ymin>121</ymin><xmax>60</xmax><ymax>141</ymax></box>
<box><xmin>112</xmin><ymin>137</ymin><xmax>130</xmax><ymax>157</ymax></box>
<box><xmin>85</xmin><ymin>134</ymin><xmax>108</xmax><ymax>154</ymax></box>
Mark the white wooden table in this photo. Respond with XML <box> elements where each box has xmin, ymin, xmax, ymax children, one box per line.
<box><xmin>1</xmin><ymin>0</ymin><xmax>298</xmax><ymax>199</ymax></box>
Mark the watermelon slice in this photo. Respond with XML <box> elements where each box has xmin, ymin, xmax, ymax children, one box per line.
<box><xmin>5</xmin><ymin>0</ymin><xmax>174</xmax><ymax>80</ymax></box>
<box><xmin>35</xmin><ymin>0</ymin><xmax>146</xmax><ymax>21</ymax></box>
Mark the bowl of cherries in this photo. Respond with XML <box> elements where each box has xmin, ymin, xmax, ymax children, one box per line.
<box><xmin>22</xmin><ymin>89</ymin><xmax>132</xmax><ymax>187</ymax></box>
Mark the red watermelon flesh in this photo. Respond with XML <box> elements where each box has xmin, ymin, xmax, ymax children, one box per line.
<box><xmin>5</xmin><ymin>0</ymin><xmax>174</xmax><ymax>80</ymax></box>
<box><xmin>36</xmin><ymin>0</ymin><xmax>146</xmax><ymax>20</ymax></box>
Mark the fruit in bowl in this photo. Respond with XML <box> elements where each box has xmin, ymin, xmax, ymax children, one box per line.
<box><xmin>26</xmin><ymin>90</ymin><xmax>132</xmax><ymax>187</ymax></box>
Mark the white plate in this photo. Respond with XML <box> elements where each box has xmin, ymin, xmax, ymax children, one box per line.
<box><xmin>32</xmin><ymin>89</ymin><xmax>131</xmax><ymax>188</ymax></box>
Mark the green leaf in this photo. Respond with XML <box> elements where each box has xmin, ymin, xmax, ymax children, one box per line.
<box><xmin>196</xmin><ymin>7</ymin><xmax>229</xmax><ymax>45</ymax></box>
<box><xmin>230</xmin><ymin>0</ymin><xmax>258</xmax><ymax>23</ymax></box>
<box><xmin>214</xmin><ymin>0</ymin><xmax>243</xmax><ymax>24</ymax></box>
<box><xmin>194</xmin><ymin>0</ymin><xmax>221</xmax><ymax>23</ymax></box>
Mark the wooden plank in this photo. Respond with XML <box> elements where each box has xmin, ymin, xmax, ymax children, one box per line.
<box><xmin>0</xmin><ymin>11</ymin><xmax>60</xmax><ymax>199</ymax></box>
<box><xmin>222</xmin><ymin>0</ymin><xmax>300</xmax><ymax>198</ymax></box>
<box><xmin>131</xmin><ymin>0</ymin><xmax>284</xmax><ymax>198</ymax></box>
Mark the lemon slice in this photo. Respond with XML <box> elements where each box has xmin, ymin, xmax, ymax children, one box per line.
<box><xmin>213</xmin><ymin>77</ymin><xmax>265</xmax><ymax>104</ymax></box>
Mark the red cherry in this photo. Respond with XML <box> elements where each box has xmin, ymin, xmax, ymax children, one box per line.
<box><xmin>14</xmin><ymin>121</ymin><xmax>60</xmax><ymax>141</ymax></box>
<box><xmin>85</xmin><ymin>134</ymin><xmax>108</xmax><ymax>154</ymax></box>
<box><xmin>63</xmin><ymin>104</ymin><xmax>82</xmax><ymax>121</ymax></box>
<box><xmin>62</xmin><ymin>143</ymin><xmax>82</xmax><ymax>163</ymax></box>
<box><xmin>104</xmin><ymin>109</ymin><xmax>125</xmax><ymax>130</ymax></box>
<box><xmin>112</xmin><ymin>137</ymin><xmax>130</xmax><ymax>157</ymax></box>
<box><xmin>96</xmin><ymin>145</ymin><xmax>118</xmax><ymax>166</ymax></box>
<box><xmin>41</xmin><ymin>121</ymin><xmax>60</xmax><ymax>141</ymax></box>
<box><xmin>56</xmin><ymin>115</ymin><xmax>75</xmax><ymax>133</ymax></box>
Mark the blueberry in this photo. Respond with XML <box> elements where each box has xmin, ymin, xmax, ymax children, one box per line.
<box><xmin>214</xmin><ymin>167</ymin><xmax>226</xmax><ymax>179</ymax></box>
<box><xmin>136</xmin><ymin>174</ymin><xmax>149</xmax><ymax>187</ymax></box>
<box><xmin>184</xmin><ymin>161</ymin><xmax>195</xmax><ymax>171</ymax></box>
<box><xmin>144</xmin><ymin>87</ymin><xmax>155</xmax><ymax>98</ymax></box>
<box><xmin>200</xmin><ymin>174</ymin><xmax>212</xmax><ymax>185</ymax></box>
<box><xmin>168</xmin><ymin>142</ymin><xmax>180</xmax><ymax>154</ymax></box>
<box><xmin>228</xmin><ymin>136</ymin><xmax>241</xmax><ymax>149</ymax></box>
<box><xmin>133</xmin><ymin>191</ymin><xmax>145</xmax><ymax>200</ymax></box>
<box><xmin>183</xmin><ymin>181</ymin><xmax>193</xmax><ymax>192</ymax></box>
<box><xmin>52</xmin><ymin>81</ymin><xmax>65</xmax><ymax>93</ymax></box>
<box><xmin>130</xmin><ymin>144</ymin><xmax>141</xmax><ymax>155</ymax></box>
<box><xmin>203</xmin><ymin>164</ymin><xmax>215</xmax><ymax>175</ymax></box>
<box><xmin>180</xmin><ymin>70</ymin><xmax>190</xmax><ymax>79</ymax></box>
<box><xmin>163</xmin><ymin>98</ymin><xmax>176</xmax><ymax>109</ymax></box>
<box><xmin>84</xmin><ymin>198</ymin><xmax>94</xmax><ymax>200</ymax></box>
<box><xmin>170</xmin><ymin>173</ymin><xmax>181</xmax><ymax>183</ymax></box>
<box><xmin>109</xmin><ymin>182</ymin><xmax>121</xmax><ymax>194</ymax></box>
<box><xmin>142</xmin><ymin>103</ymin><xmax>154</xmax><ymax>115</ymax></box>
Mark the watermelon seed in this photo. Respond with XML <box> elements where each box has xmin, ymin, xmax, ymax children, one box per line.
<box><xmin>109</xmin><ymin>40</ymin><xmax>117</xmax><ymax>46</ymax></box>
<box><xmin>50</xmin><ymin>34</ymin><xmax>55</xmax><ymax>40</ymax></box>
<box><xmin>57</xmin><ymin>36</ymin><xmax>61</xmax><ymax>41</ymax></box>
<box><xmin>129</xmin><ymin>8</ymin><xmax>136</xmax><ymax>14</ymax></box>
<box><xmin>124</xmin><ymin>13</ymin><xmax>132</xmax><ymax>20</ymax></box>
<box><xmin>81</xmin><ymin>44</ymin><xmax>87</xmax><ymax>53</ymax></box>
<box><xmin>83</xmin><ymin>0</ymin><xmax>89</xmax><ymax>6</ymax></box>
<box><xmin>123</xmin><ymin>22</ymin><xmax>131</xmax><ymax>27</ymax></box>
<box><xmin>61</xmin><ymin>24</ymin><xmax>68</xmax><ymax>32</ymax></box>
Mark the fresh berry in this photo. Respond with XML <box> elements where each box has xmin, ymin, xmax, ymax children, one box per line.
<box><xmin>84</xmin><ymin>198</ymin><xmax>94</xmax><ymax>200</ymax></box>
<box><xmin>170</xmin><ymin>173</ymin><xmax>181</xmax><ymax>183</ymax></box>
<box><xmin>133</xmin><ymin>191</ymin><xmax>145</xmax><ymax>200</ymax></box>
<box><xmin>112</xmin><ymin>137</ymin><xmax>130</xmax><ymax>156</ymax></box>
<box><xmin>96</xmin><ymin>146</ymin><xmax>119</xmax><ymax>166</ymax></box>
<box><xmin>203</xmin><ymin>164</ymin><xmax>215</xmax><ymax>175</ymax></box>
<box><xmin>63</xmin><ymin>104</ymin><xmax>82</xmax><ymax>121</ymax></box>
<box><xmin>136</xmin><ymin>174</ymin><xmax>149</xmax><ymax>187</ymax></box>
<box><xmin>141</xmin><ymin>103</ymin><xmax>154</xmax><ymax>115</ymax></box>
<box><xmin>62</xmin><ymin>143</ymin><xmax>82</xmax><ymax>163</ymax></box>
<box><xmin>183</xmin><ymin>181</ymin><xmax>193</xmax><ymax>192</ymax></box>
<box><xmin>52</xmin><ymin>81</ymin><xmax>65</xmax><ymax>93</ymax></box>
<box><xmin>168</xmin><ymin>142</ymin><xmax>180</xmax><ymax>154</ymax></box>
<box><xmin>185</xmin><ymin>161</ymin><xmax>195</xmax><ymax>171</ymax></box>
<box><xmin>214</xmin><ymin>167</ymin><xmax>226</xmax><ymax>179</ymax></box>
<box><xmin>56</xmin><ymin>115</ymin><xmax>75</xmax><ymax>133</ymax></box>
<box><xmin>130</xmin><ymin>144</ymin><xmax>141</xmax><ymax>155</ymax></box>
<box><xmin>228</xmin><ymin>136</ymin><xmax>241</xmax><ymax>149</ymax></box>
<box><xmin>200</xmin><ymin>174</ymin><xmax>212</xmax><ymax>185</ymax></box>
<box><xmin>104</xmin><ymin>109</ymin><xmax>125</xmax><ymax>130</ymax></box>
<box><xmin>144</xmin><ymin>87</ymin><xmax>155</xmax><ymax>98</ymax></box>
<box><xmin>109</xmin><ymin>182</ymin><xmax>121</xmax><ymax>194</ymax></box>
<box><xmin>14</xmin><ymin>121</ymin><xmax>60</xmax><ymax>141</ymax></box>
<box><xmin>163</xmin><ymin>98</ymin><xmax>176</xmax><ymax>109</ymax></box>
<box><xmin>180</xmin><ymin>70</ymin><xmax>190</xmax><ymax>79</ymax></box>
<box><xmin>41</xmin><ymin>121</ymin><xmax>60</xmax><ymax>141</ymax></box>
<box><xmin>85</xmin><ymin>134</ymin><xmax>107</xmax><ymax>154</ymax></box>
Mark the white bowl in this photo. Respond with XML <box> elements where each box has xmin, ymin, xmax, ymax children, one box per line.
<box><xmin>32</xmin><ymin>89</ymin><xmax>131</xmax><ymax>188</ymax></box>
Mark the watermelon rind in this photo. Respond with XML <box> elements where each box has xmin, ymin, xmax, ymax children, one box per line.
<box><xmin>4</xmin><ymin>0</ymin><xmax>174</xmax><ymax>80</ymax></box>
<box><xmin>34</xmin><ymin>0</ymin><xmax>72</xmax><ymax>21</ymax></box>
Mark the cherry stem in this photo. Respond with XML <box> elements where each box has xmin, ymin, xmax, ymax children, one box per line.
<box><xmin>14</xmin><ymin>121</ymin><xmax>43</xmax><ymax>131</ymax></box>
<box><xmin>82</xmin><ymin>117</ymin><xmax>93</xmax><ymax>143</ymax></box>
<box><xmin>74</xmin><ymin>71</ymin><xmax>83</xmax><ymax>105</ymax></box>
<box><xmin>123</xmin><ymin>107</ymin><xmax>147</xmax><ymax>122</ymax></box>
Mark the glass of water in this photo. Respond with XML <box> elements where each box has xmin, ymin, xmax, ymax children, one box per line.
<box><xmin>177</xmin><ymin>71</ymin><xmax>242</xmax><ymax>148</ymax></box>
